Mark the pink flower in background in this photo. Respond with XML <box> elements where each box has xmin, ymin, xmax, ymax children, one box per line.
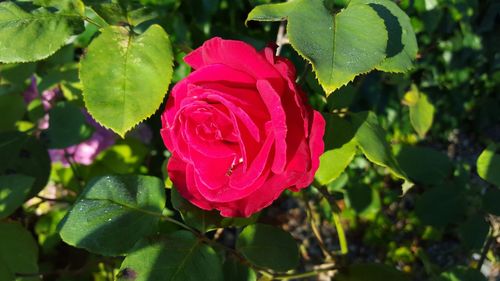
<box><xmin>48</xmin><ymin>111</ymin><xmax>117</xmax><ymax>166</ymax></box>
<box><xmin>23</xmin><ymin>79</ymin><xmax>117</xmax><ymax>166</ymax></box>
<box><xmin>161</xmin><ymin>37</ymin><xmax>325</xmax><ymax>217</ymax></box>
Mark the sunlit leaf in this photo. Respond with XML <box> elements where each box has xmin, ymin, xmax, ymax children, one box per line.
<box><xmin>477</xmin><ymin>144</ymin><xmax>500</xmax><ymax>186</ymax></box>
<box><xmin>352</xmin><ymin>111</ymin><xmax>408</xmax><ymax>181</ymax></box>
<box><xmin>407</xmin><ymin>88</ymin><xmax>435</xmax><ymax>138</ymax></box>
<box><xmin>81</xmin><ymin>24</ymin><xmax>173</xmax><ymax>137</ymax></box>
<box><xmin>0</xmin><ymin>2</ymin><xmax>84</xmax><ymax>63</ymax></box>
<box><xmin>247</xmin><ymin>0</ymin><xmax>388</xmax><ymax>94</ymax></box>
<box><xmin>351</xmin><ymin>0</ymin><xmax>418</xmax><ymax>72</ymax></box>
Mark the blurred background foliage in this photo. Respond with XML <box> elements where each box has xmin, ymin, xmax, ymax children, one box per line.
<box><xmin>0</xmin><ymin>0</ymin><xmax>499</xmax><ymax>280</ymax></box>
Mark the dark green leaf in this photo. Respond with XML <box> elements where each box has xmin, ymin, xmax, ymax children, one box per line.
<box><xmin>223</xmin><ymin>256</ymin><xmax>257</xmax><ymax>281</ymax></box>
<box><xmin>44</xmin><ymin>102</ymin><xmax>93</xmax><ymax>149</ymax></box>
<box><xmin>483</xmin><ymin>188</ymin><xmax>500</xmax><ymax>215</ymax></box>
<box><xmin>334</xmin><ymin>263</ymin><xmax>409</xmax><ymax>281</ymax></box>
<box><xmin>0</xmin><ymin>174</ymin><xmax>35</xmax><ymax>219</ymax></box>
<box><xmin>236</xmin><ymin>223</ymin><xmax>299</xmax><ymax>272</ymax></box>
<box><xmin>0</xmin><ymin>93</ymin><xmax>25</xmax><ymax>131</ymax></box>
<box><xmin>431</xmin><ymin>267</ymin><xmax>487</xmax><ymax>281</ymax></box>
<box><xmin>171</xmin><ymin>187</ymin><xmax>258</xmax><ymax>232</ymax></box>
<box><xmin>59</xmin><ymin>175</ymin><xmax>166</xmax><ymax>256</ymax></box>
<box><xmin>0</xmin><ymin>222</ymin><xmax>39</xmax><ymax>277</ymax></box>
<box><xmin>80</xmin><ymin>24</ymin><xmax>173</xmax><ymax>137</ymax></box>
<box><xmin>0</xmin><ymin>131</ymin><xmax>51</xmax><ymax>197</ymax></box>
<box><xmin>415</xmin><ymin>187</ymin><xmax>466</xmax><ymax>227</ymax></box>
<box><xmin>0</xmin><ymin>62</ymin><xmax>36</xmax><ymax>85</ymax></box>
<box><xmin>0</xmin><ymin>262</ymin><xmax>14</xmax><ymax>281</ymax></box>
<box><xmin>396</xmin><ymin>145</ymin><xmax>452</xmax><ymax>185</ymax></box>
<box><xmin>117</xmin><ymin>231</ymin><xmax>223</xmax><ymax>281</ymax></box>
<box><xmin>0</xmin><ymin>2</ymin><xmax>84</xmax><ymax>63</ymax></box>
<box><xmin>459</xmin><ymin>214</ymin><xmax>489</xmax><ymax>250</ymax></box>
<box><xmin>171</xmin><ymin>186</ymin><xmax>222</xmax><ymax>232</ymax></box>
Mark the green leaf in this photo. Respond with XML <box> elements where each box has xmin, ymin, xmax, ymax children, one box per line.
<box><xmin>0</xmin><ymin>2</ymin><xmax>84</xmax><ymax>63</ymax></box>
<box><xmin>415</xmin><ymin>187</ymin><xmax>466</xmax><ymax>227</ymax></box>
<box><xmin>351</xmin><ymin>0</ymin><xmax>418</xmax><ymax>72</ymax></box>
<box><xmin>236</xmin><ymin>223</ymin><xmax>299</xmax><ymax>272</ymax></box>
<box><xmin>0</xmin><ymin>174</ymin><xmax>35</xmax><ymax>219</ymax></box>
<box><xmin>171</xmin><ymin>187</ymin><xmax>258</xmax><ymax>232</ymax></box>
<box><xmin>431</xmin><ymin>267</ymin><xmax>487</xmax><ymax>281</ymax></box>
<box><xmin>80</xmin><ymin>24</ymin><xmax>174</xmax><ymax>137</ymax></box>
<box><xmin>117</xmin><ymin>231</ymin><xmax>223</xmax><ymax>281</ymax></box>
<box><xmin>395</xmin><ymin>145</ymin><xmax>452</xmax><ymax>185</ymax></box>
<box><xmin>44</xmin><ymin>102</ymin><xmax>93</xmax><ymax>149</ymax></box>
<box><xmin>223</xmin><ymin>256</ymin><xmax>257</xmax><ymax>281</ymax></box>
<box><xmin>87</xmin><ymin>2</ymin><xmax>127</xmax><ymax>25</ymax></box>
<box><xmin>89</xmin><ymin>139</ymin><xmax>148</xmax><ymax>176</ymax></box>
<box><xmin>483</xmin><ymin>188</ymin><xmax>500</xmax><ymax>215</ymax></box>
<box><xmin>0</xmin><ymin>131</ymin><xmax>51</xmax><ymax>197</ymax></box>
<box><xmin>477</xmin><ymin>144</ymin><xmax>500</xmax><ymax>186</ymax></box>
<box><xmin>316</xmin><ymin>114</ymin><xmax>358</xmax><ymax>185</ymax></box>
<box><xmin>409</xmin><ymin>91</ymin><xmax>435</xmax><ymax>137</ymax></box>
<box><xmin>33</xmin><ymin>0</ymin><xmax>85</xmax><ymax>15</ymax></box>
<box><xmin>59</xmin><ymin>175</ymin><xmax>166</xmax><ymax>256</ymax></box>
<box><xmin>334</xmin><ymin>263</ymin><xmax>409</xmax><ymax>281</ymax></box>
<box><xmin>345</xmin><ymin>183</ymin><xmax>380</xmax><ymax>216</ymax></box>
<box><xmin>0</xmin><ymin>262</ymin><xmax>14</xmax><ymax>281</ymax></box>
<box><xmin>352</xmin><ymin>112</ymin><xmax>408</xmax><ymax>181</ymax></box>
<box><xmin>0</xmin><ymin>222</ymin><xmax>39</xmax><ymax>277</ymax></box>
<box><xmin>247</xmin><ymin>0</ymin><xmax>388</xmax><ymax>94</ymax></box>
<box><xmin>0</xmin><ymin>93</ymin><xmax>26</xmax><ymax>132</ymax></box>
<box><xmin>459</xmin><ymin>214</ymin><xmax>489</xmax><ymax>250</ymax></box>
<box><xmin>171</xmin><ymin>186</ymin><xmax>222</xmax><ymax>232</ymax></box>
<box><xmin>316</xmin><ymin>140</ymin><xmax>356</xmax><ymax>185</ymax></box>
<box><xmin>0</xmin><ymin>62</ymin><xmax>36</xmax><ymax>85</ymax></box>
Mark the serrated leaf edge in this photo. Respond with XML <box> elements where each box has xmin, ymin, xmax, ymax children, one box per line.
<box><xmin>80</xmin><ymin>24</ymin><xmax>174</xmax><ymax>138</ymax></box>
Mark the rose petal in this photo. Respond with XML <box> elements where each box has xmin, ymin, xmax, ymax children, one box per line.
<box><xmin>256</xmin><ymin>80</ymin><xmax>287</xmax><ymax>174</ymax></box>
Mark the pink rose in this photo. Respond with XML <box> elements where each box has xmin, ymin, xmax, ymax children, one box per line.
<box><xmin>161</xmin><ymin>37</ymin><xmax>325</xmax><ymax>217</ymax></box>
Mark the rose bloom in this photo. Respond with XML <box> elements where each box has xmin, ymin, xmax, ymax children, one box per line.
<box><xmin>161</xmin><ymin>37</ymin><xmax>325</xmax><ymax>217</ymax></box>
